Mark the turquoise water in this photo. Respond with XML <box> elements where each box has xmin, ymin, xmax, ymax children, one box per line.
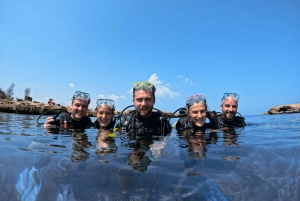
<box><xmin>0</xmin><ymin>112</ymin><xmax>300</xmax><ymax>201</ymax></box>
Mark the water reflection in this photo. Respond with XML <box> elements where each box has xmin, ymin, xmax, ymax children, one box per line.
<box><xmin>96</xmin><ymin>129</ymin><xmax>117</xmax><ymax>156</ymax></box>
<box><xmin>126</xmin><ymin>140</ymin><xmax>152</xmax><ymax>173</ymax></box>
<box><xmin>186</xmin><ymin>130</ymin><xmax>207</xmax><ymax>159</ymax></box>
<box><xmin>222</xmin><ymin>128</ymin><xmax>239</xmax><ymax>146</ymax></box>
<box><xmin>71</xmin><ymin>129</ymin><xmax>91</xmax><ymax>162</ymax></box>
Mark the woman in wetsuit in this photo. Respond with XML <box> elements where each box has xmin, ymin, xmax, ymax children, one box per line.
<box><xmin>94</xmin><ymin>99</ymin><xmax>116</xmax><ymax>130</ymax></box>
<box><xmin>176</xmin><ymin>94</ymin><xmax>210</xmax><ymax>131</ymax></box>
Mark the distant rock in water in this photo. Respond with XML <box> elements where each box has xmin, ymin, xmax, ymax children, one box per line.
<box><xmin>266</xmin><ymin>103</ymin><xmax>300</xmax><ymax>115</ymax></box>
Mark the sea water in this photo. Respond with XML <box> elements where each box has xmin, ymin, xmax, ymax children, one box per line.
<box><xmin>0</xmin><ymin>112</ymin><xmax>299</xmax><ymax>201</ymax></box>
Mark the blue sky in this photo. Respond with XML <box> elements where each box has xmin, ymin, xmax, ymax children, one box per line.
<box><xmin>1</xmin><ymin>0</ymin><xmax>299</xmax><ymax>115</ymax></box>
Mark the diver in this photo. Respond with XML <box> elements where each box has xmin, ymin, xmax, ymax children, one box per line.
<box><xmin>44</xmin><ymin>91</ymin><xmax>93</xmax><ymax>129</ymax></box>
<box><xmin>207</xmin><ymin>92</ymin><xmax>246</xmax><ymax>129</ymax></box>
<box><xmin>120</xmin><ymin>81</ymin><xmax>171</xmax><ymax>139</ymax></box>
<box><xmin>93</xmin><ymin>99</ymin><xmax>117</xmax><ymax>130</ymax></box>
<box><xmin>176</xmin><ymin>94</ymin><xmax>211</xmax><ymax>131</ymax></box>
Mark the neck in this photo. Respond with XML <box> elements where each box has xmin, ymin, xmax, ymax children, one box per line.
<box><xmin>71</xmin><ymin>114</ymin><xmax>84</xmax><ymax>121</ymax></box>
<box><xmin>137</xmin><ymin>111</ymin><xmax>152</xmax><ymax>118</ymax></box>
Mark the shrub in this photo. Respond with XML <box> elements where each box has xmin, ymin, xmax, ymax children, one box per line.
<box><xmin>25</xmin><ymin>87</ymin><xmax>31</xmax><ymax>97</ymax></box>
<box><xmin>6</xmin><ymin>83</ymin><xmax>15</xmax><ymax>100</ymax></box>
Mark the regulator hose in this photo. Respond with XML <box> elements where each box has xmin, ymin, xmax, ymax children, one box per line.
<box><xmin>37</xmin><ymin>109</ymin><xmax>69</xmax><ymax>125</ymax></box>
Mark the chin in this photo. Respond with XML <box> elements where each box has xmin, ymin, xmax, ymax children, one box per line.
<box><xmin>74</xmin><ymin>116</ymin><xmax>83</xmax><ymax>120</ymax></box>
<box><xmin>100</xmin><ymin>122</ymin><xmax>110</xmax><ymax>127</ymax></box>
<box><xmin>195</xmin><ymin>123</ymin><xmax>205</xmax><ymax>127</ymax></box>
<box><xmin>226</xmin><ymin>115</ymin><xmax>234</xmax><ymax>120</ymax></box>
<box><xmin>194</xmin><ymin>120</ymin><xmax>205</xmax><ymax>127</ymax></box>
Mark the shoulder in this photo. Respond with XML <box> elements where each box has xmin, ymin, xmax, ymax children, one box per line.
<box><xmin>234</xmin><ymin>115</ymin><xmax>246</xmax><ymax>127</ymax></box>
<box><xmin>151</xmin><ymin>110</ymin><xmax>163</xmax><ymax>118</ymax></box>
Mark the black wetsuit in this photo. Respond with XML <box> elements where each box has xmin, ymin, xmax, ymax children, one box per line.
<box><xmin>207</xmin><ymin>111</ymin><xmax>246</xmax><ymax>129</ymax></box>
<box><xmin>176</xmin><ymin>115</ymin><xmax>211</xmax><ymax>131</ymax></box>
<box><xmin>121</xmin><ymin>110</ymin><xmax>171</xmax><ymax>139</ymax></box>
<box><xmin>52</xmin><ymin>112</ymin><xmax>93</xmax><ymax>129</ymax></box>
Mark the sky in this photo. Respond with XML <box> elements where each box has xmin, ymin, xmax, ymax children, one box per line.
<box><xmin>0</xmin><ymin>0</ymin><xmax>299</xmax><ymax>115</ymax></box>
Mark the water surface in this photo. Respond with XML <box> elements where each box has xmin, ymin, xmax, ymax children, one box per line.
<box><xmin>0</xmin><ymin>112</ymin><xmax>299</xmax><ymax>200</ymax></box>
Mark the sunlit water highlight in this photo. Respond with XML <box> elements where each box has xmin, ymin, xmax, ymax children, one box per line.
<box><xmin>0</xmin><ymin>112</ymin><xmax>300</xmax><ymax>200</ymax></box>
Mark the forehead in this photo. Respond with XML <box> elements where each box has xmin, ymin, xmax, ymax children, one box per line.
<box><xmin>222</xmin><ymin>97</ymin><xmax>237</xmax><ymax>105</ymax></box>
<box><xmin>73</xmin><ymin>98</ymin><xmax>89</xmax><ymax>105</ymax></box>
<box><xmin>134</xmin><ymin>90</ymin><xmax>153</xmax><ymax>99</ymax></box>
<box><xmin>189</xmin><ymin>103</ymin><xmax>206</xmax><ymax>110</ymax></box>
<box><xmin>97</xmin><ymin>105</ymin><xmax>112</xmax><ymax>112</ymax></box>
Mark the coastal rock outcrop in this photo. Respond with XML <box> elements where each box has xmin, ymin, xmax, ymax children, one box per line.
<box><xmin>0</xmin><ymin>99</ymin><xmax>176</xmax><ymax>117</ymax></box>
<box><xmin>267</xmin><ymin>103</ymin><xmax>300</xmax><ymax>115</ymax></box>
<box><xmin>0</xmin><ymin>99</ymin><xmax>69</xmax><ymax>115</ymax></box>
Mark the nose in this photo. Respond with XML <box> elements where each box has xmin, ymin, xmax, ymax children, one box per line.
<box><xmin>141</xmin><ymin>100</ymin><xmax>147</xmax><ymax>106</ymax></box>
<box><xmin>197</xmin><ymin>112</ymin><xmax>203</xmax><ymax>118</ymax></box>
<box><xmin>228</xmin><ymin>106</ymin><xmax>234</xmax><ymax>112</ymax></box>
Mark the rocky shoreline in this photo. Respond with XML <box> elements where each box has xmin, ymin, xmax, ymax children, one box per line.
<box><xmin>265</xmin><ymin>103</ymin><xmax>300</xmax><ymax>115</ymax></box>
<box><xmin>0</xmin><ymin>99</ymin><xmax>176</xmax><ymax>117</ymax></box>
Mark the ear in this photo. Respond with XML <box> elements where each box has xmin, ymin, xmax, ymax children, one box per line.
<box><xmin>186</xmin><ymin>109</ymin><xmax>189</xmax><ymax>116</ymax></box>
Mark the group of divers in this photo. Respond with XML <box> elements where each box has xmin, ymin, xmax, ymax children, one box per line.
<box><xmin>43</xmin><ymin>81</ymin><xmax>246</xmax><ymax>138</ymax></box>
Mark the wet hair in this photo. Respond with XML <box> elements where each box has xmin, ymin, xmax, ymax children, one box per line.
<box><xmin>186</xmin><ymin>102</ymin><xmax>208</xmax><ymax>111</ymax></box>
<box><xmin>133</xmin><ymin>85</ymin><xmax>156</xmax><ymax>99</ymax></box>
<box><xmin>72</xmin><ymin>91</ymin><xmax>91</xmax><ymax>104</ymax></box>
<box><xmin>221</xmin><ymin>97</ymin><xmax>238</xmax><ymax>107</ymax></box>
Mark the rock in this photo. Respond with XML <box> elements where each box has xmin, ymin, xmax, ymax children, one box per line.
<box><xmin>267</xmin><ymin>103</ymin><xmax>300</xmax><ymax>115</ymax></box>
<box><xmin>0</xmin><ymin>99</ymin><xmax>179</xmax><ymax>118</ymax></box>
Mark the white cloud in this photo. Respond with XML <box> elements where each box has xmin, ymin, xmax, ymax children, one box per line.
<box><xmin>69</xmin><ymin>83</ymin><xmax>74</xmax><ymax>87</ymax></box>
<box><xmin>178</xmin><ymin>74</ymin><xmax>194</xmax><ymax>85</ymax></box>
<box><xmin>97</xmin><ymin>94</ymin><xmax>126</xmax><ymax>101</ymax></box>
<box><xmin>148</xmin><ymin>74</ymin><xmax>181</xmax><ymax>98</ymax></box>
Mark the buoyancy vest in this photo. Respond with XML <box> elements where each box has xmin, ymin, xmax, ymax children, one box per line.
<box><xmin>53</xmin><ymin>112</ymin><xmax>93</xmax><ymax>129</ymax></box>
<box><xmin>121</xmin><ymin>110</ymin><xmax>171</xmax><ymax>139</ymax></box>
<box><xmin>207</xmin><ymin>111</ymin><xmax>246</xmax><ymax>129</ymax></box>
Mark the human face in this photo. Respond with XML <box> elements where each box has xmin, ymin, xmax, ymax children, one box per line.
<box><xmin>187</xmin><ymin>103</ymin><xmax>207</xmax><ymax>127</ymax></box>
<box><xmin>133</xmin><ymin>90</ymin><xmax>155</xmax><ymax>118</ymax></box>
<box><xmin>96</xmin><ymin>105</ymin><xmax>113</xmax><ymax>128</ymax></box>
<box><xmin>71</xmin><ymin>99</ymin><xmax>89</xmax><ymax>121</ymax></box>
<box><xmin>220</xmin><ymin>97</ymin><xmax>238</xmax><ymax>120</ymax></box>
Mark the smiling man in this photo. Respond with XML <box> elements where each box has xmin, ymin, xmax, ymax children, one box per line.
<box><xmin>121</xmin><ymin>81</ymin><xmax>171</xmax><ymax>138</ymax></box>
<box><xmin>208</xmin><ymin>92</ymin><xmax>246</xmax><ymax>129</ymax></box>
<box><xmin>44</xmin><ymin>91</ymin><xmax>93</xmax><ymax>129</ymax></box>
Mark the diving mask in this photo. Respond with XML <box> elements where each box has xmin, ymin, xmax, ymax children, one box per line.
<box><xmin>221</xmin><ymin>93</ymin><xmax>239</xmax><ymax>102</ymax></box>
<box><xmin>186</xmin><ymin>94</ymin><xmax>206</xmax><ymax>107</ymax></box>
<box><xmin>72</xmin><ymin>91</ymin><xmax>91</xmax><ymax>103</ymax></box>
<box><xmin>95</xmin><ymin>99</ymin><xmax>115</xmax><ymax>110</ymax></box>
<box><xmin>133</xmin><ymin>81</ymin><xmax>155</xmax><ymax>93</ymax></box>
